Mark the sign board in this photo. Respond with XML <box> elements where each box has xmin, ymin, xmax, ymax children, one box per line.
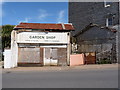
<box><xmin>17</xmin><ymin>32</ymin><xmax>69</xmax><ymax>44</ymax></box>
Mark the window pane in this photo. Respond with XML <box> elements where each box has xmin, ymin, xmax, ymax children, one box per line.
<box><xmin>108</xmin><ymin>18</ymin><xmax>113</xmax><ymax>25</ymax></box>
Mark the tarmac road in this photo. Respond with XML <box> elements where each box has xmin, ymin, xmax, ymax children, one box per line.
<box><xmin>2</xmin><ymin>65</ymin><xmax>118</xmax><ymax>88</ymax></box>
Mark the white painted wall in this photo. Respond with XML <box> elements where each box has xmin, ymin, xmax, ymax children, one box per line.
<box><xmin>10</xmin><ymin>30</ymin><xmax>71</xmax><ymax>67</ymax></box>
<box><xmin>4</xmin><ymin>49</ymin><xmax>12</xmax><ymax>68</ymax></box>
<box><xmin>67</xmin><ymin>32</ymin><xmax>71</xmax><ymax>65</ymax></box>
<box><xmin>4</xmin><ymin>30</ymin><xmax>18</xmax><ymax>68</ymax></box>
<box><xmin>11</xmin><ymin>30</ymin><xmax>18</xmax><ymax>68</ymax></box>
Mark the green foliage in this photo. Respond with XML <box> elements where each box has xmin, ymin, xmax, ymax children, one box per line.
<box><xmin>97</xmin><ymin>58</ymin><xmax>112</xmax><ymax>64</ymax></box>
<box><xmin>1</xmin><ymin>25</ymin><xmax>15</xmax><ymax>50</ymax></box>
<box><xmin>70</xmin><ymin>36</ymin><xmax>77</xmax><ymax>44</ymax></box>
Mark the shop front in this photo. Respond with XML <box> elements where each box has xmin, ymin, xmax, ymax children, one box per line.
<box><xmin>17</xmin><ymin>32</ymin><xmax>69</xmax><ymax>66</ymax></box>
<box><xmin>10</xmin><ymin>23</ymin><xmax>74</xmax><ymax>67</ymax></box>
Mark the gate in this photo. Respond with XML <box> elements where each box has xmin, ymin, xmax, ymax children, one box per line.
<box><xmin>84</xmin><ymin>52</ymin><xmax>96</xmax><ymax>64</ymax></box>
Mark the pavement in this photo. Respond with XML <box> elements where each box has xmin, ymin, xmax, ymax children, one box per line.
<box><xmin>0</xmin><ymin>61</ymin><xmax>3</xmax><ymax>68</ymax></box>
<box><xmin>2</xmin><ymin>63</ymin><xmax>118</xmax><ymax>72</ymax></box>
<box><xmin>2</xmin><ymin>64</ymin><xmax>118</xmax><ymax>88</ymax></box>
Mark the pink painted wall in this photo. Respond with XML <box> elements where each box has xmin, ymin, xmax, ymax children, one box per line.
<box><xmin>70</xmin><ymin>54</ymin><xmax>84</xmax><ymax>66</ymax></box>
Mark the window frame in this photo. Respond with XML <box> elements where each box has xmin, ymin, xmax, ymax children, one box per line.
<box><xmin>104</xmin><ymin>0</ymin><xmax>111</xmax><ymax>7</ymax></box>
<box><xmin>106</xmin><ymin>17</ymin><xmax>113</xmax><ymax>27</ymax></box>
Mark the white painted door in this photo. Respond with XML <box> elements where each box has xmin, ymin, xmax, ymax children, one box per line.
<box><xmin>44</xmin><ymin>48</ymin><xmax>58</xmax><ymax>66</ymax></box>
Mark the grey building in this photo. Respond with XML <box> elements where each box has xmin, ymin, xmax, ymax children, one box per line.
<box><xmin>69</xmin><ymin>2</ymin><xmax>119</xmax><ymax>63</ymax></box>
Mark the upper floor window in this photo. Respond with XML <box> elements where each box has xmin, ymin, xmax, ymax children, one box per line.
<box><xmin>106</xmin><ymin>17</ymin><xmax>113</xmax><ymax>27</ymax></box>
<box><xmin>104</xmin><ymin>1</ymin><xmax>112</xmax><ymax>7</ymax></box>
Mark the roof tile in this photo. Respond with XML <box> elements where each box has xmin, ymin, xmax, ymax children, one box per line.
<box><xmin>14</xmin><ymin>23</ymin><xmax>75</xmax><ymax>30</ymax></box>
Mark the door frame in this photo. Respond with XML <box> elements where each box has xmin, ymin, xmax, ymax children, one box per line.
<box><xmin>41</xmin><ymin>45</ymin><xmax>67</xmax><ymax>65</ymax></box>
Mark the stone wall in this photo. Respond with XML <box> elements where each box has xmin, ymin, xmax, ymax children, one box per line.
<box><xmin>69</xmin><ymin>2</ymin><xmax>119</xmax><ymax>36</ymax></box>
<box><xmin>69</xmin><ymin>2</ymin><xmax>119</xmax><ymax>63</ymax></box>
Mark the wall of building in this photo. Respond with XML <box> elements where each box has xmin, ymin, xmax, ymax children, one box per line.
<box><xmin>76</xmin><ymin>27</ymin><xmax>117</xmax><ymax>63</ymax></box>
<box><xmin>69</xmin><ymin>2</ymin><xmax>119</xmax><ymax>36</ymax></box>
<box><xmin>11</xmin><ymin>30</ymin><xmax>71</xmax><ymax>67</ymax></box>
<box><xmin>77</xmin><ymin>27</ymin><xmax>116</xmax><ymax>45</ymax></box>
<box><xmin>11</xmin><ymin>30</ymin><xmax>18</xmax><ymax>67</ymax></box>
<box><xmin>69</xmin><ymin>2</ymin><xmax>119</xmax><ymax>63</ymax></box>
<box><xmin>118</xmin><ymin>2</ymin><xmax>120</xmax><ymax>64</ymax></box>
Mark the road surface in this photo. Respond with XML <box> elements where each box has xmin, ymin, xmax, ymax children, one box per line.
<box><xmin>2</xmin><ymin>65</ymin><xmax>118</xmax><ymax>88</ymax></box>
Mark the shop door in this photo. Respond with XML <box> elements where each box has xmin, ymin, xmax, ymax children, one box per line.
<box><xmin>18</xmin><ymin>47</ymin><xmax>43</xmax><ymax>65</ymax></box>
<box><xmin>44</xmin><ymin>48</ymin><xmax>58</xmax><ymax>65</ymax></box>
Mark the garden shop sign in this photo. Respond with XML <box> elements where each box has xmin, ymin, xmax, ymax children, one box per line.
<box><xmin>17</xmin><ymin>32</ymin><xmax>69</xmax><ymax>44</ymax></box>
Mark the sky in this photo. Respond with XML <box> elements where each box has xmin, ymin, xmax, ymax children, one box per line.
<box><xmin>1</xmin><ymin>2</ymin><xmax>68</xmax><ymax>25</ymax></box>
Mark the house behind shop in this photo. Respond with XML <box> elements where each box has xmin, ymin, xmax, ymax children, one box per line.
<box><xmin>69</xmin><ymin>2</ymin><xmax>119</xmax><ymax>64</ymax></box>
